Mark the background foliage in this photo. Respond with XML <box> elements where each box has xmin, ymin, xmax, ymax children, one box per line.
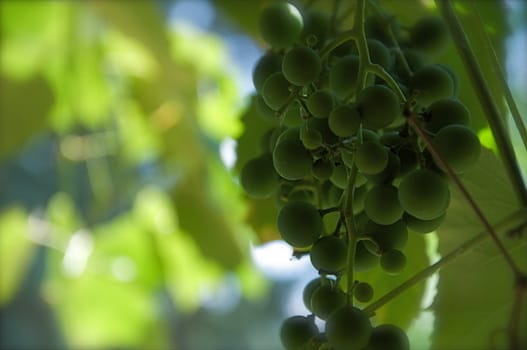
<box><xmin>0</xmin><ymin>1</ymin><xmax>525</xmax><ymax>350</ymax></box>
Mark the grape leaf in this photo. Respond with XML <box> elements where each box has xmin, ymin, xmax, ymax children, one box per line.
<box><xmin>433</xmin><ymin>148</ymin><xmax>526</xmax><ymax>350</ymax></box>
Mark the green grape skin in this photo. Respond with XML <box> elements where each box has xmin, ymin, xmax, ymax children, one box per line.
<box><xmin>410</xmin><ymin>64</ymin><xmax>455</xmax><ymax>106</ymax></box>
<box><xmin>397</xmin><ymin>146</ymin><xmax>419</xmax><ymax>178</ymax></box>
<box><xmin>352</xmin><ymin>185</ymin><xmax>368</xmax><ymax>214</ymax></box>
<box><xmin>303</xmin><ymin>278</ymin><xmax>323</xmax><ymax>312</ymax></box>
<box><xmin>329</xmin><ymin>55</ymin><xmax>360</xmax><ymax>99</ymax></box>
<box><xmin>275</xmin><ymin>126</ymin><xmax>300</xmax><ymax>145</ymax></box>
<box><xmin>255</xmin><ymin>94</ymin><xmax>277</xmax><ymax>122</ymax></box>
<box><xmin>307</xmin><ymin>90</ymin><xmax>335</xmax><ymax>119</ymax></box>
<box><xmin>280</xmin><ymin>315</ymin><xmax>319</xmax><ymax>350</ymax></box>
<box><xmin>426</xmin><ymin>98</ymin><xmax>470</xmax><ymax>133</ymax></box>
<box><xmin>325</xmin><ymin>306</ymin><xmax>372</xmax><ymax>350</ymax></box>
<box><xmin>365</xmin><ymin>324</ymin><xmax>410</xmax><ymax>350</ymax></box>
<box><xmin>437</xmin><ymin>64</ymin><xmax>460</xmax><ymax>96</ymax></box>
<box><xmin>398</xmin><ymin>168</ymin><xmax>450</xmax><ymax>220</ymax></box>
<box><xmin>273</xmin><ymin>138</ymin><xmax>312</xmax><ymax>180</ymax></box>
<box><xmin>392</xmin><ymin>48</ymin><xmax>427</xmax><ymax>81</ymax></box>
<box><xmin>366</xmin><ymin>39</ymin><xmax>393</xmax><ymax>69</ymax></box>
<box><xmin>365</xmin><ymin>150</ymin><xmax>400</xmax><ymax>184</ymax></box>
<box><xmin>240</xmin><ymin>153</ymin><xmax>278</xmax><ymax>198</ymax></box>
<box><xmin>364</xmin><ymin>185</ymin><xmax>404</xmax><ymax>225</ymax></box>
<box><xmin>262</xmin><ymin>72</ymin><xmax>292</xmax><ymax>111</ymax></box>
<box><xmin>310</xmin><ymin>236</ymin><xmax>347</xmax><ymax>273</ymax></box>
<box><xmin>259</xmin><ymin>127</ymin><xmax>276</xmax><ymax>153</ymax></box>
<box><xmin>305</xmin><ymin>117</ymin><xmax>339</xmax><ymax>145</ymax></box>
<box><xmin>355</xmin><ymin>141</ymin><xmax>389</xmax><ymax>175</ymax></box>
<box><xmin>329</xmin><ymin>162</ymin><xmax>348</xmax><ymax>190</ymax></box>
<box><xmin>259</xmin><ymin>2</ymin><xmax>303</xmax><ymax>48</ymax></box>
<box><xmin>312</xmin><ymin>158</ymin><xmax>334</xmax><ymax>180</ymax></box>
<box><xmin>354</xmin><ymin>282</ymin><xmax>374</xmax><ymax>303</ymax></box>
<box><xmin>310</xmin><ymin>284</ymin><xmax>347</xmax><ymax>320</ymax></box>
<box><xmin>364</xmin><ymin>219</ymin><xmax>408</xmax><ymax>254</ymax></box>
<box><xmin>410</xmin><ymin>16</ymin><xmax>449</xmax><ymax>55</ymax></box>
<box><xmin>358</xmin><ymin>85</ymin><xmax>400</xmax><ymax>130</ymax></box>
<box><xmin>352</xmin><ymin>128</ymin><xmax>380</xmax><ymax>144</ymax></box>
<box><xmin>300</xmin><ymin>122</ymin><xmax>323</xmax><ymax>150</ymax></box>
<box><xmin>252</xmin><ymin>53</ymin><xmax>282</xmax><ymax>92</ymax></box>
<box><xmin>288</xmin><ymin>188</ymin><xmax>317</xmax><ymax>206</ymax></box>
<box><xmin>380</xmin><ymin>249</ymin><xmax>406</xmax><ymax>275</ymax></box>
<box><xmin>328</xmin><ymin>104</ymin><xmax>361</xmax><ymax>137</ymax></box>
<box><xmin>283</xmin><ymin>46</ymin><xmax>322</xmax><ymax>86</ymax></box>
<box><xmin>277</xmin><ymin>201</ymin><xmax>322</xmax><ymax>248</ymax></box>
<box><xmin>403</xmin><ymin>212</ymin><xmax>445</xmax><ymax>234</ymax></box>
<box><xmin>282</xmin><ymin>100</ymin><xmax>303</xmax><ymax>127</ymax></box>
<box><xmin>355</xmin><ymin>240</ymin><xmax>380</xmax><ymax>272</ymax></box>
<box><xmin>320</xmin><ymin>181</ymin><xmax>343</xmax><ymax>209</ymax></box>
<box><xmin>301</xmin><ymin>10</ymin><xmax>330</xmax><ymax>48</ymax></box>
<box><xmin>365</xmin><ymin>16</ymin><xmax>401</xmax><ymax>45</ymax></box>
<box><xmin>433</xmin><ymin>124</ymin><xmax>481</xmax><ymax>174</ymax></box>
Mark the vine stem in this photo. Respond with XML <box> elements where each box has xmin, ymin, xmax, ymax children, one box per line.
<box><xmin>343</xmin><ymin>162</ymin><xmax>358</xmax><ymax>304</ymax></box>
<box><xmin>363</xmin><ymin>207</ymin><xmax>527</xmax><ymax>315</ymax></box>
<box><xmin>435</xmin><ymin>0</ymin><xmax>527</xmax><ymax>206</ymax></box>
<box><xmin>407</xmin><ymin>113</ymin><xmax>523</xmax><ymax>277</ymax></box>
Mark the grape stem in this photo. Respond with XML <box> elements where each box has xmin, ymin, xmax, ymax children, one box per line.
<box><xmin>342</xmin><ymin>162</ymin><xmax>358</xmax><ymax>305</ymax></box>
<box><xmin>363</xmin><ymin>207</ymin><xmax>527</xmax><ymax>315</ymax></box>
<box><xmin>435</xmin><ymin>0</ymin><xmax>527</xmax><ymax>206</ymax></box>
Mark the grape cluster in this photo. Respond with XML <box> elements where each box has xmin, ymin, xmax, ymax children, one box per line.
<box><xmin>239</xmin><ymin>2</ymin><xmax>482</xmax><ymax>349</ymax></box>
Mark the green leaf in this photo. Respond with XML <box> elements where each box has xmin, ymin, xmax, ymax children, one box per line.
<box><xmin>0</xmin><ymin>207</ymin><xmax>35</xmax><ymax>305</ymax></box>
<box><xmin>433</xmin><ymin>148</ymin><xmax>526</xmax><ymax>350</ymax></box>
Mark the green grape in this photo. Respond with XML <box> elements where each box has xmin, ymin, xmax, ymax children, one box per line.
<box><xmin>262</xmin><ymin>71</ymin><xmax>292</xmax><ymax>111</ymax></box>
<box><xmin>355</xmin><ymin>240</ymin><xmax>380</xmax><ymax>272</ymax></box>
<box><xmin>392</xmin><ymin>48</ymin><xmax>427</xmax><ymax>80</ymax></box>
<box><xmin>325</xmin><ymin>306</ymin><xmax>372</xmax><ymax>350</ymax></box>
<box><xmin>280</xmin><ymin>315</ymin><xmax>319</xmax><ymax>350</ymax></box>
<box><xmin>380</xmin><ymin>249</ymin><xmax>406</xmax><ymax>275</ymax></box>
<box><xmin>365</xmin><ymin>16</ymin><xmax>401</xmax><ymax>45</ymax></box>
<box><xmin>426</xmin><ymin>98</ymin><xmax>470</xmax><ymax>133</ymax></box>
<box><xmin>364</xmin><ymin>220</ymin><xmax>408</xmax><ymax>254</ymax></box>
<box><xmin>307</xmin><ymin>90</ymin><xmax>335</xmax><ymax>119</ymax></box>
<box><xmin>275</xmin><ymin>126</ymin><xmax>300</xmax><ymax>145</ymax></box>
<box><xmin>328</xmin><ymin>104</ymin><xmax>361</xmax><ymax>137</ymax></box>
<box><xmin>410</xmin><ymin>64</ymin><xmax>455</xmax><ymax>106</ymax></box>
<box><xmin>240</xmin><ymin>153</ymin><xmax>278</xmax><ymax>198</ymax></box>
<box><xmin>310</xmin><ymin>236</ymin><xmax>347</xmax><ymax>273</ymax></box>
<box><xmin>277</xmin><ymin>201</ymin><xmax>322</xmax><ymax>247</ymax></box>
<box><xmin>354</xmin><ymin>282</ymin><xmax>374</xmax><ymax>303</ymax></box>
<box><xmin>340</xmin><ymin>148</ymin><xmax>355</xmax><ymax>169</ymax></box>
<box><xmin>329</xmin><ymin>55</ymin><xmax>360</xmax><ymax>99</ymax></box>
<box><xmin>364</xmin><ymin>185</ymin><xmax>403</xmax><ymax>225</ymax></box>
<box><xmin>365</xmin><ymin>150</ymin><xmax>400</xmax><ymax>184</ymax></box>
<box><xmin>323</xmin><ymin>211</ymin><xmax>340</xmax><ymax>233</ymax></box>
<box><xmin>312</xmin><ymin>158</ymin><xmax>334</xmax><ymax>180</ymax></box>
<box><xmin>358</xmin><ymin>85</ymin><xmax>400</xmax><ymax>130</ymax></box>
<box><xmin>303</xmin><ymin>278</ymin><xmax>323</xmax><ymax>312</ymax></box>
<box><xmin>397</xmin><ymin>146</ymin><xmax>419</xmax><ymax>177</ymax></box>
<box><xmin>433</xmin><ymin>124</ymin><xmax>481</xmax><ymax>174</ymax></box>
<box><xmin>268</xmin><ymin>126</ymin><xmax>285</xmax><ymax>153</ymax></box>
<box><xmin>300</xmin><ymin>122</ymin><xmax>323</xmax><ymax>150</ymax></box>
<box><xmin>398</xmin><ymin>168</ymin><xmax>450</xmax><ymax>220</ymax></box>
<box><xmin>252</xmin><ymin>53</ymin><xmax>282</xmax><ymax>92</ymax></box>
<box><xmin>366</xmin><ymin>39</ymin><xmax>393</xmax><ymax>69</ymax></box>
<box><xmin>365</xmin><ymin>324</ymin><xmax>410</xmax><ymax>350</ymax></box>
<box><xmin>410</xmin><ymin>16</ymin><xmax>449</xmax><ymax>55</ymax></box>
<box><xmin>380</xmin><ymin>131</ymin><xmax>404</xmax><ymax>148</ymax></box>
<box><xmin>329</xmin><ymin>162</ymin><xmax>348</xmax><ymax>190</ymax></box>
<box><xmin>320</xmin><ymin>180</ymin><xmax>343</xmax><ymax>209</ymax></box>
<box><xmin>301</xmin><ymin>10</ymin><xmax>330</xmax><ymax>48</ymax></box>
<box><xmin>282</xmin><ymin>100</ymin><xmax>303</xmax><ymax>127</ymax></box>
<box><xmin>354</xmin><ymin>128</ymin><xmax>380</xmax><ymax>143</ymax></box>
<box><xmin>403</xmin><ymin>212</ymin><xmax>445</xmax><ymax>234</ymax></box>
<box><xmin>259</xmin><ymin>2</ymin><xmax>303</xmax><ymax>48</ymax></box>
<box><xmin>273</xmin><ymin>138</ymin><xmax>312</xmax><ymax>180</ymax></box>
<box><xmin>305</xmin><ymin>117</ymin><xmax>339</xmax><ymax>145</ymax></box>
<box><xmin>255</xmin><ymin>94</ymin><xmax>277</xmax><ymax>122</ymax></box>
<box><xmin>355</xmin><ymin>141</ymin><xmax>389</xmax><ymax>175</ymax></box>
<box><xmin>311</xmin><ymin>284</ymin><xmax>346</xmax><ymax>320</ymax></box>
<box><xmin>276</xmin><ymin>182</ymin><xmax>294</xmax><ymax>207</ymax></box>
<box><xmin>288</xmin><ymin>188</ymin><xmax>317</xmax><ymax>205</ymax></box>
<box><xmin>437</xmin><ymin>64</ymin><xmax>460</xmax><ymax>96</ymax></box>
<box><xmin>353</xmin><ymin>185</ymin><xmax>368</xmax><ymax>214</ymax></box>
<box><xmin>283</xmin><ymin>46</ymin><xmax>322</xmax><ymax>86</ymax></box>
<box><xmin>259</xmin><ymin>127</ymin><xmax>276</xmax><ymax>153</ymax></box>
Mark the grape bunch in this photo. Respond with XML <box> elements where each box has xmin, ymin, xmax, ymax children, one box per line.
<box><xmin>239</xmin><ymin>2</ymin><xmax>482</xmax><ymax>349</ymax></box>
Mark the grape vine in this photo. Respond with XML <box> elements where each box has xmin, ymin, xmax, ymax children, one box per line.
<box><xmin>238</xmin><ymin>1</ymin><xmax>527</xmax><ymax>349</ymax></box>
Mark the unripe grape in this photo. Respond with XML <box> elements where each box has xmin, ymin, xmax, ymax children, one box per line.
<box><xmin>358</xmin><ymin>85</ymin><xmax>400</xmax><ymax>130</ymax></box>
<box><xmin>252</xmin><ymin>53</ymin><xmax>282</xmax><ymax>92</ymax></box>
<box><xmin>329</xmin><ymin>162</ymin><xmax>348</xmax><ymax>190</ymax></box>
<box><xmin>255</xmin><ymin>94</ymin><xmax>277</xmax><ymax>122</ymax></box>
<box><xmin>364</xmin><ymin>220</ymin><xmax>408</xmax><ymax>254</ymax></box>
<box><xmin>280</xmin><ymin>315</ymin><xmax>318</xmax><ymax>350</ymax></box>
<box><xmin>301</xmin><ymin>10</ymin><xmax>330</xmax><ymax>48</ymax></box>
<box><xmin>311</xmin><ymin>284</ymin><xmax>346</xmax><ymax>320</ymax></box>
<box><xmin>283</xmin><ymin>46</ymin><xmax>321</xmax><ymax>86</ymax></box>
<box><xmin>426</xmin><ymin>98</ymin><xmax>470</xmax><ymax>133</ymax></box>
<box><xmin>365</xmin><ymin>324</ymin><xmax>410</xmax><ymax>350</ymax></box>
<box><xmin>277</xmin><ymin>201</ymin><xmax>322</xmax><ymax>247</ymax></box>
<box><xmin>240</xmin><ymin>153</ymin><xmax>278</xmax><ymax>198</ymax></box>
<box><xmin>365</xmin><ymin>150</ymin><xmax>401</xmax><ymax>184</ymax></box>
<box><xmin>329</xmin><ymin>55</ymin><xmax>360</xmax><ymax>99</ymax></box>
<box><xmin>282</xmin><ymin>100</ymin><xmax>303</xmax><ymax>127</ymax></box>
<box><xmin>365</xmin><ymin>16</ymin><xmax>401</xmax><ymax>45</ymax></box>
<box><xmin>310</xmin><ymin>236</ymin><xmax>347</xmax><ymax>273</ymax></box>
<box><xmin>328</xmin><ymin>104</ymin><xmax>361</xmax><ymax>137</ymax></box>
<box><xmin>303</xmin><ymin>278</ymin><xmax>323</xmax><ymax>312</ymax></box>
<box><xmin>355</xmin><ymin>141</ymin><xmax>389</xmax><ymax>175</ymax></box>
<box><xmin>262</xmin><ymin>71</ymin><xmax>292</xmax><ymax>111</ymax></box>
<box><xmin>398</xmin><ymin>168</ymin><xmax>450</xmax><ymax>220</ymax></box>
<box><xmin>433</xmin><ymin>124</ymin><xmax>481</xmax><ymax>174</ymax></box>
<box><xmin>364</xmin><ymin>185</ymin><xmax>404</xmax><ymax>225</ymax></box>
<box><xmin>410</xmin><ymin>16</ymin><xmax>449</xmax><ymax>55</ymax></box>
<box><xmin>403</xmin><ymin>212</ymin><xmax>445</xmax><ymax>234</ymax></box>
<box><xmin>397</xmin><ymin>146</ymin><xmax>419</xmax><ymax>177</ymax></box>
<box><xmin>355</xmin><ymin>240</ymin><xmax>380</xmax><ymax>272</ymax></box>
<box><xmin>312</xmin><ymin>158</ymin><xmax>334</xmax><ymax>180</ymax></box>
<box><xmin>410</xmin><ymin>64</ymin><xmax>455</xmax><ymax>106</ymax></box>
<box><xmin>300</xmin><ymin>122</ymin><xmax>323</xmax><ymax>150</ymax></box>
<box><xmin>380</xmin><ymin>249</ymin><xmax>406</xmax><ymax>275</ymax></box>
<box><xmin>273</xmin><ymin>138</ymin><xmax>312</xmax><ymax>180</ymax></box>
<box><xmin>259</xmin><ymin>2</ymin><xmax>303</xmax><ymax>48</ymax></box>
<box><xmin>367</xmin><ymin>39</ymin><xmax>393</xmax><ymax>69</ymax></box>
<box><xmin>354</xmin><ymin>282</ymin><xmax>374</xmax><ymax>303</ymax></box>
<box><xmin>307</xmin><ymin>90</ymin><xmax>335</xmax><ymax>119</ymax></box>
<box><xmin>325</xmin><ymin>306</ymin><xmax>372</xmax><ymax>350</ymax></box>
<box><xmin>305</xmin><ymin>117</ymin><xmax>339</xmax><ymax>145</ymax></box>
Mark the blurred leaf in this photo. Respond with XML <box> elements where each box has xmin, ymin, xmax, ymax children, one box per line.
<box><xmin>0</xmin><ymin>75</ymin><xmax>54</xmax><ymax>159</ymax></box>
<box><xmin>433</xmin><ymin>148</ymin><xmax>526</xmax><ymax>349</ymax></box>
<box><xmin>46</xmin><ymin>192</ymin><xmax>82</xmax><ymax>238</ymax></box>
<box><xmin>0</xmin><ymin>207</ymin><xmax>35</xmax><ymax>305</ymax></box>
